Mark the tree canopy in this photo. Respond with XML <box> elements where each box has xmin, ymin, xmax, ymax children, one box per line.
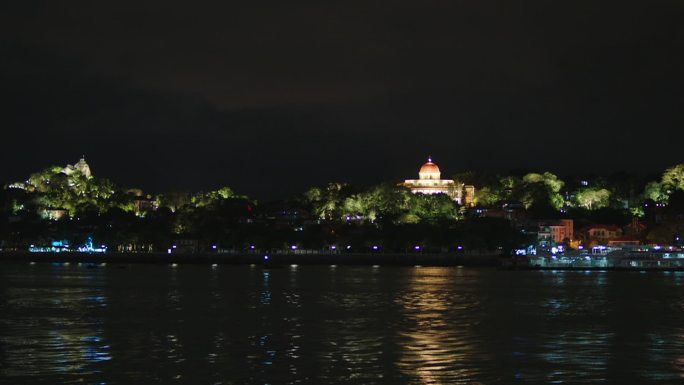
<box><xmin>304</xmin><ymin>183</ymin><xmax>461</xmax><ymax>225</ymax></box>
<box><xmin>575</xmin><ymin>188</ymin><xmax>611</xmax><ymax>210</ymax></box>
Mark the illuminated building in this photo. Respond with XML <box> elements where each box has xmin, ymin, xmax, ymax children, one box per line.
<box><xmin>537</xmin><ymin>219</ymin><xmax>574</xmax><ymax>245</ymax></box>
<box><xmin>39</xmin><ymin>208</ymin><xmax>68</xmax><ymax>221</ymax></box>
<box><xmin>402</xmin><ymin>156</ymin><xmax>474</xmax><ymax>205</ymax></box>
<box><xmin>63</xmin><ymin>157</ymin><xmax>92</xmax><ymax>178</ymax></box>
<box><xmin>578</xmin><ymin>224</ymin><xmax>624</xmax><ymax>246</ymax></box>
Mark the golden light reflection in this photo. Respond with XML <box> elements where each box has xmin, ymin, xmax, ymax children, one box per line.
<box><xmin>665</xmin><ymin>330</ymin><xmax>684</xmax><ymax>380</ymax></box>
<box><xmin>395</xmin><ymin>267</ymin><xmax>483</xmax><ymax>385</ymax></box>
<box><xmin>2</xmin><ymin>286</ymin><xmax>111</xmax><ymax>377</ymax></box>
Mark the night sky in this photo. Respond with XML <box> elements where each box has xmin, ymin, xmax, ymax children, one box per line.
<box><xmin>2</xmin><ymin>1</ymin><xmax>683</xmax><ymax>199</ymax></box>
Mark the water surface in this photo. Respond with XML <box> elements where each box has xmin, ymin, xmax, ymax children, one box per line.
<box><xmin>2</xmin><ymin>263</ymin><xmax>684</xmax><ymax>384</ymax></box>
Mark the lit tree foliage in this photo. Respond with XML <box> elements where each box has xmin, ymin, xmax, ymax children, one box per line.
<box><xmin>473</xmin><ymin>186</ymin><xmax>501</xmax><ymax>206</ymax></box>
<box><xmin>403</xmin><ymin>193</ymin><xmax>461</xmax><ymax>223</ymax></box>
<box><xmin>341</xmin><ymin>184</ymin><xmax>413</xmax><ymax>223</ymax></box>
<box><xmin>304</xmin><ymin>182</ymin><xmax>351</xmax><ymax>220</ymax></box>
<box><xmin>522</xmin><ymin>172</ymin><xmax>564</xmax><ymax>193</ymax></box>
<box><xmin>157</xmin><ymin>191</ymin><xmax>192</xmax><ymax>212</ymax></box>
<box><xmin>575</xmin><ymin>188</ymin><xmax>611</xmax><ymax>210</ymax></box>
<box><xmin>12</xmin><ymin>166</ymin><xmax>125</xmax><ymax>216</ymax></box>
<box><xmin>499</xmin><ymin>176</ymin><xmax>520</xmax><ymax>195</ymax></box>
<box><xmin>518</xmin><ymin>172</ymin><xmax>565</xmax><ymax>210</ymax></box>
<box><xmin>662</xmin><ymin>164</ymin><xmax>684</xmax><ymax>192</ymax></box>
<box><xmin>192</xmin><ymin>187</ymin><xmax>241</xmax><ymax>208</ymax></box>
<box><xmin>643</xmin><ymin>181</ymin><xmax>668</xmax><ymax>203</ymax></box>
<box><xmin>641</xmin><ymin>164</ymin><xmax>684</xmax><ymax>204</ymax></box>
<box><xmin>304</xmin><ymin>183</ymin><xmax>461</xmax><ymax>225</ymax></box>
<box><xmin>630</xmin><ymin>206</ymin><xmax>645</xmax><ymax>218</ymax></box>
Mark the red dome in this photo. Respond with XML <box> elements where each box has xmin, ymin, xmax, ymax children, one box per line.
<box><xmin>419</xmin><ymin>162</ymin><xmax>440</xmax><ymax>175</ymax></box>
<box><xmin>418</xmin><ymin>157</ymin><xmax>442</xmax><ymax>179</ymax></box>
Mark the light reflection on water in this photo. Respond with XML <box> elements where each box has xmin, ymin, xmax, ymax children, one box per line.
<box><xmin>2</xmin><ymin>264</ymin><xmax>684</xmax><ymax>384</ymax></box>
<box><xmin>0</xmin><ymin>269</ymin><xmax>111</xmax><ymax>381</ymax></box>
<box><xmin>395</xmin><ymin>268</ymin><xmax>484</xmax><ymax>384</ymax></box>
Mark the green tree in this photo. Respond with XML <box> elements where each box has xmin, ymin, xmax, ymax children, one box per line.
<box><xmin>643</xmin><ymin>181</ymin><xmax>668</xmax><ymax>203</ymax></box>
<box><xmin>662</xmin><ymin>164</ymin><xmax>684</xmax><ymax>192</ymax></box>
<box><xmin>499</xmin><ymin>176</ymin><xmax>521</xmax><ymax>198</ymax></box>
<box><xmin>474</xmin><ymin>186</ymin><xmax>502</xmax><ymax>206</ymax></box>
<box><xmin>516</xmin><ymin>172</ymin><xmax>565</xmax><ymax>210</ymax></box>
<box><xmin>522</xmin><ymin>172</ymin><xmax>564</xmax><ymax>194</ymax></box>
<box><xmin>404</xmin><ymin>193</ymin><xmax>461</xmax><ymax>223</ymax></box>
<box><xmin>192</xmin><ymin>187</ymin><xmax>240</xmax><ymax>208</ymax></box>
<box><xmin>304</xmin><ymin>182</ymin><xmax>351</xmax><ymax>220</ymax></box>
<box><xmin>575</xmin><ymin>188</ymin><xmax>611</xmax><ymax>210</ymax></box>
<box><xmin>157</xmin><ymin>191</ymin><xmax>192</xmax><ymax>212</ymax></box>
<box><xmin>14</xmin><ymin>166</ymin><xmax>119</xmax><ymax>216</ymax></box>
<box><xmin>641</xmin><ymin>164</ymin><xmax>684</xmax><ymax>205</ymax></box>
<box><xmin>342</xmin><ymin>184</ymin><xmax>412</xmax><ymax>224</ymax></box>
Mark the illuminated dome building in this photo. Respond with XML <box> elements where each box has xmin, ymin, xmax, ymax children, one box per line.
<box><xmin>402</xmin><ymin>156</ymin><xmax>474</xmax><ymax>205</ymax></box>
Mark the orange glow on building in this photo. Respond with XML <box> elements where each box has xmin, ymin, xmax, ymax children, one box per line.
<box><xmin>402</xmin><ymin>156</ymin><xmax>474</xmax><ymax>205</ymax></box>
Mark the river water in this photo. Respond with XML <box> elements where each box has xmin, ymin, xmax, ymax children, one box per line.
<box><xmin>1</xmin><ymin>263</ymin><xmax>684</xmax><ymax>384</ymax></box>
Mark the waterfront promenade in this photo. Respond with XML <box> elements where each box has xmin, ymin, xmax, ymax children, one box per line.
<box><xmin>0</xmin><ymin>251</ymin><xmax>502</xmax><ymax>267</ymax></box>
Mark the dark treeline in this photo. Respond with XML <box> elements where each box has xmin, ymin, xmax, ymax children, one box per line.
<box><xmin>1</xmin><ymin>161</ymin><xmax>683</xmax><ymax>254</ymax></box>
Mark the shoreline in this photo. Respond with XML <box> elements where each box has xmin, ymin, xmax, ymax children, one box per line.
<box><xmin>0</xmin><ymin>251</ymin><xmax>503</xmax><ymax>267</ymax></box>
<box><xmin>5</xmin><ymin>252</ymin><xmax>683</xmax><ymax>271</ymax></box>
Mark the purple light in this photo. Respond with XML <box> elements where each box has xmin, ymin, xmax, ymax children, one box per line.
<box><xmin>372</xmin><ymin>245</ymin><xmax>379</xmax><ymax>250</ymax></box>
<box><xmin>457</xmin><ymin>245</ymin><xmax>463</xmax><ymax>250</ymax></box>
<box><xmin>414</xmin><ymin>245</ymin><xmax>421</xmax><ymax>250</ymax></box>
<box><xmin>291</xmin><ymin>245</ymin><xmax>297</xmax><ymax>250</ymax></box>
<box><xmin>331</xmin><ymin>245</ymin><xmax>337</xmax><ymax>250</ymax></box>
<box><xmin>264</xmin><ymin>255</ymin><xmax>269</xmax><ymax>260</ymax></box>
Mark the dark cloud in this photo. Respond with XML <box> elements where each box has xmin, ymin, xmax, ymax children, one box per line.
<box><xmin>1</xmin><ymin>1</ymin><xmax>683</xmax><ymax>199</ymax></box>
